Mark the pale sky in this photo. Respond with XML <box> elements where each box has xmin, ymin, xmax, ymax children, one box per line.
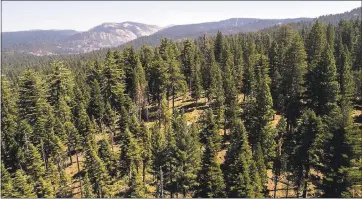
<box><xmin>2</xmin><ymin>1</ymin><xmax>361</xmax><ymax>32</ymax></box>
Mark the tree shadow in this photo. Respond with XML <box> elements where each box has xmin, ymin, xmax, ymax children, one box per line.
<box><xmin>179</xmin><ymin>101</ymin><xmax>207</xmax><ymax>111</ymax></box>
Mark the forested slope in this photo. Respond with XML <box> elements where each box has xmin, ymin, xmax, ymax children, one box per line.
<box><xmin>1</xmin><ymin>18</ymin><xmax>362</xmax><ymax>198</ymax></box>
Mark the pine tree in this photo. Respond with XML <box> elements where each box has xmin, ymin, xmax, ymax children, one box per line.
<box><xmin>150</xmin><ymin>125</ymin><xmax>167</xmax><ymax>198</ymax></box>
<box><xmin>57</xmin><ymin>170</ymin><xmax>72</xmax><ymax>198</ymax></box>
<box><xmin>322</xmin><ymin>103</ymin><xmax>360</xmax><ymax>197</ymax></box>
<box><xmin>306</xmin><ymin>44</ymin><xmax>339</xmax><ymax>116</ymax></box>
<box><xmin>25</xmin><ymin>143</ymin><xmax>45</xmax><ymax>181</ymax></box>
<box><xmin>279</xmin><ymin>33</ymin><xmax>307</xmax><ymax>130</ymax></box>
<box><xmin>289</xmin><ymin>109</ymin><xmax>329</xmax><ymax>197</ymax></box>
<box><xmin>102</xmin><ymin>49</ymin><xmax>126</xmax><ymax>112</ymax></box>
<box><xmin>98</xmin><ymin>139</ymin><xmax>116</xmax><ymax>176</ymax></box>
<box><xmin>83</xmin><ymin>172</ymin><xmax>96</xmax><ymax>198</ymax></box>
<box><xmin>191</xmin><ymin>49</ymin><xmax>203</xmax><ymax>104</ymax></box>
<box><xmin>119</xmin><ymin>128</ymin><xmax>142</xmax><ymax>177</ymax></box>
<box><xmin>1</xmin><ymin>162</ymin><xmax>13</xmax><ymax>198</ymax></box>
<box><xmin>338</xmin><ymin>45</ymin><xmax>355</xmax><ymax>104</ymax></box>
<box><xmin>88</xmin><ymin>79</ymin><xmax>104</xmax><ymax>128</ymax></box>
<box><xmin>326</xmin><ymin>23</ymin><xmax>335</xmax><ymax>52</ymax></box>
<box><xmin>242</xmin><ymin>40</ymin><xmax>257</xmax><ymax>98</ymax></box>
<box><xmin>1</xmin><ymin>76</ymin><xmax>18</xmax><ymax>170</ymax></box>
<box><xmin>214</xmin><ymin>31</ymin><xmax>224</xmax><ymax>63</ymax></box>
<box><xmin>127</xmin><ymin>167</ymin><xmax>147</xmax><ymax>198</ymax></box>
<box><xmin>36</xmin><ymin>177</ymin><xmax>54</xmax><ymax>198</ymax></box>
<box><xmin>306</xmin><ymin>21</ymin><xmax>327</xmax><ymax>68</ymax></box>
<box><xmin>84</xmin><ymin>140</ymin><xmax>110</xmax><ymax>198</ymax></box>
<box><xmin>255</xmin><ymin>142</ymin><xmax>268</xmax><ymax>192</ymax></box>
<box><xmin>222</xmin><ymin>46</ymin><xmax>238</xmax><ymax>138</ymax></box>
<box><xmin>195</xmin><ymin>110</ymin><xmax>225</xmax><ymax>198</ymax></box>
<box><xmin>268</xmin><ymin>41</ymin><xmax>283</xmax><ymax>111</ymax></box>
<box><xmin>139</xmin><ymin>122</ymin><xmax>152</xmax><ymax>182</ymax></box>
<box><xmin>223</xmin><ymin>119</ymin><xmax>254</xmax><ymax>197</ymax></box>
<box><xmin>181</xmin><ymin>39</ymin><xmax>195</xmax><ymax>93</ymax></box>
<box><xmin>12</xmin><ymin>169</ymin><xmax>36</xmax><ymax>198</ymax></box>
<box><xmin>173</xmin><ymin>114</ymin><xmax>202</xmax><ymax>196</ymax></box>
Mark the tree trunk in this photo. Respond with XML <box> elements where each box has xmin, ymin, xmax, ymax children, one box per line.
<box><xmin>273</xmin><ymin>175</ymin><xmax>278</xmax><ymax>198</ymax></box>
<box><xmin>160</xmin><ymin>166</ymin><xmax>164</xmax><ymax>198</ymax></box>
<box><xmin>67</xmin><ymin>145</ymin><xmax>72</xmax><ymax>164</ymax></box>
<box><xmin>75</xmin><ymin>149</ymin><xmax>80</xmax><ymax>174</ymax></box>
<box><xmin>143</xmin><ymin>160</ymin><xmax>147</xmax><ymax>182</ymax></box>
<box><xmin>172</xmin><ymin>86</ymin><xmax>175</xmax><ymax>114</ymax></box>
<box><xmin>302</xmin><ymin>165</ymin><xmax>310</xmax><ymax>198</ymax></box>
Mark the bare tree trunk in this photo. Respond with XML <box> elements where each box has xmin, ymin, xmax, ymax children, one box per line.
<box><xmin>143</xmin><ymin>160</ymin><xmax>147</xmax><ymax>182</ymax></box>
<box><xmin>67</xmin><ymin>145</ymin><xmax>72</xmax><ymax>164</ymax></box>
<box><xmin>302</xmin><ymin>166</ymin><xmax>310</xmax><ymax>198</ymax></box>
<box><xmin>273</xmin><ymin>175</ymin><xmax>278</xmax><ymax>198</ymax></box>
<box><xmin>160</xmin><ymin>166</ymin><xmax>164</xmax><ymax>198</ymax></box>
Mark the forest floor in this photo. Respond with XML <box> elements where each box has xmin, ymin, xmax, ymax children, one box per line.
<box><xmin>65</xmin><ymin>94</ymin><xmax>362</xmax><ymax>198</ymax></box>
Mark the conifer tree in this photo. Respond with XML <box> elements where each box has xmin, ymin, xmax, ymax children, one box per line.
<box><xmin>306</xmin><ymin>44</ymin><xmax>339</xmax><ymax>116</ymax></box>
<box><xmin>127</xmin><ymin>167</ymin><xmax>147</xmax><ymax>198</ymax></box>
<box><xmin>1</xmin><ymin>76</ymin><xmax>18</xmax><ymax>170</ymax></box>
<box><xmin>181</xmin><ymin>39</ymin><xmax>195</xmax><ymax>93</ymax></box>
<box><xmin>84</xmin><ymin>141</ymin><xmax>110</xmax><ymax>198</ymax></box>
<box><xmin>25</xmin><ymin>143</ymin><xmax>45</xmax><ymax>181</ymax></box>
<box><xmin>173</xmin><ymin>114</ymin><xmax>201</xmax><ymax>196</ymax></box>
<box><xmin>281</xmin><ymin>33</ymin><xmax>307</xmax><ymax>129</ymax></box>
<box><xmin>98</xmin><ymin>139</ymin><xmax>116</xmax><ymax>176</ymax></box>
<box><xmin>36</xmin><ymin>177</ymin><xmax>54</xmax><ymax>198</ymax></box>
<box><xmin>1</xmin><ymin>162</ymin><xmax>13</xmax><ymax>198</ymax></box>
<box><xmin>214</xmin><ymin>31</ymin><xmax>224</xmax><ymax>63</ymax></box>
<box><xmin>289</xmin><ymin>109</ymin><xmax>329</xmax><ymax>197</ymax></box>
<box><xmin>83</xmin><ymin>172</ymin><xmax>96</xmax><ymax>198</ymax></box>
<box><xmin>191</xmin><ymin>49</ymin><xmax>203</xmax><ymax>104</ymax></box>
<box><xmin>195</xmin><ymin>110</ymin><xmax>225</xmax><ymax>198</ymax></box>
<box><xmin>88</xmin><ymin>79</ymin><xmax>104</xmax><ymax>128</ymax></box>
<box><xmin>322</xmin><ymin>103</ymin><xmax>360</xmax><ymax>197</ymax></box>
<box><xmin>338</xmin><ymin>45</ymin><xmax>355</xmax><ymax>103</ymax></box>
<box><xmin>242</xmin><ymin>40</ymin><xmax>257</xmax><ymax>98</ymax></box>
<box><xmin>223</xmin><ymin>119</ymin><xmax>254</xmax><ymax>197</ymax></box>
<box><xmin>12</xmin><ymin>169</ymin><xmax>36</xmax><ymax>198</ymax></box>
<box><xmin>306</xmin><ymin>21</ymin><xmax>327</xmax><ymax>67</ymax></box>
<box><xmin>57</xmin><ymin>170</ymin><xmax>72</xmax><ymax>198</ymax></box>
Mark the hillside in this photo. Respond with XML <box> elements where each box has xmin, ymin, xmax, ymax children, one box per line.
<box><xmin>2</xmin><ymin>22</ymin><xmax>162</xmax><ymax>55</ymax></box>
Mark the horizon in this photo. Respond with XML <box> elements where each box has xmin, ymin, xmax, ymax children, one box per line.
<box><xmin>2</xmin><ymin>1</ymin><xmax>361</xmax><ymax>32</ymax></box>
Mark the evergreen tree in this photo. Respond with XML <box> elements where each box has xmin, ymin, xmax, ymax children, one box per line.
<box><xmin>307</xmin><ymin>44</ymin><xmax>339</xmax><ymax>116</ymax></box>
<box><xmin>88</xmin><ymin>79</ymin><xmax>105</xmax><ymax>128</ymax></box>
<box><xmin>338</xmin><ymin>45</ymin><xmax>355</xmax><ymax>103</ymax></box>
<box><xmin>214</xmin><ymin>31</ymin><xmax>224</xmax><ymax>63</ymax></box>
<box><xmin>57</xmin><ymin>170</ymin><xmax>72</xmax><ymax>198</ymax></box>
<box><xmin>1</xmin><ymin>162</ymin><xmax>13</xmax><ymax>198</ymax></box>
<box><xmin>83</xmin><ymin>172</ymin><xmax>96</xmax><ymax>198</ymax></box>
<box><xmin>223</xmin><ymin>119</ymin><xmax>254</xmax><ymax>197</ymax></box>
<box><xmin>281</xmin><ymin>33</ymin><xmax>307</xmax><ymax>130</ymax></box>
<box><xmin>1</xmin><ymin>76</ymin><xmax>18</xmax><ymax>170</ymax></box>
<box><xmin>12</xmin><ymin>169</ymin><xmax>36</xmax><ymax>198</ymax></box>
<box><xmin>191</xmin><ymin>49</ymin><xmax>203</xmax><ymax>104</ymax></box>
<box><xmin>195</xmin><ymin>110</ymin><xmax>225</xmax><ymax>198</ymax></box>
<box><xmin>173</xmin><ymin>114</ymin><xmax>202</xmax><ymax>196</ymax></box>
<box><xmin>289</xmin><ymin>109</ymin><xmax>330</xmax><ymax>197</ymax></box>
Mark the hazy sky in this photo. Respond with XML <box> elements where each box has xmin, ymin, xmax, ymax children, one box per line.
<box><xmin>2</xmin><ymin>1</ymin><xmax>361</xmax><ymax>32</ymax></box>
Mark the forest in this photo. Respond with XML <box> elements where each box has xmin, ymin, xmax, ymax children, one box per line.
<box><xmin>1</xmin><ymin>19</ymin><xmax>362</xmax><ymax>198</ymax></box>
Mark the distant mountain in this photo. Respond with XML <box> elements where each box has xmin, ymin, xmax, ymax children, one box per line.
<box><xmin>122</xmin><ymin>7</ymin><xmax>361</xmax><ymax>49</ymax></box>
<box><xmin>2</xmin><ymin>22</ymin><xmax>161</xmax><ymax>55</ymax></box>
<box><xmin>2</xmin><ymin>7</ymin><xmax>360</xmax><ymax>55</ymax></box>
<box><xmin>120</xmin><ymin>18</ymin><xmax>313</xmax><ymax>49</ymax></box>
<box><xmin>2</xmin><ymin>30</ymin><xmax>78</xmax><ymax>48</ymax></box>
